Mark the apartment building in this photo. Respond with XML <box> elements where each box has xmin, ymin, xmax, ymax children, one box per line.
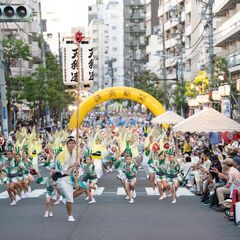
<box><xmin>123</xmin><ymin>0</ymin><xmax>147</xmax><ymax>86</ymax></box>
<box><xmin>1</xmin><ymin>0</ymin><xmax>41</xmax><ymax>76</ymax></box>
<box><xmin>88</xmin><ymin>1</ymin><xmax>105</xmax><ymax>91</ymax></box>
<box><xmin>88</xmin><ymin>0</ymin><xmax>124</xmax><ymax>91</ymax></box>
<box><xmin>104</xmin><ymin>0</ymin><xmax>124</xmax><ymax>87</ymax></box>
<box><xmin>155</xmin><ymin>0</ymin><xmax>203</xmax><ymax>82</ymax></box>
<box><xmin>214</xmin><ymin>0</ymin><xmax>240</xmax><ymax>80</ymax></box>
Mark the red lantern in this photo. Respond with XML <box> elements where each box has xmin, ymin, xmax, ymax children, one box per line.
<box><xmin>0</xmin><ymin>137</ymin><xmax>4</xmax><ymax>146</ymax></box>
<box><xmin>164</xmin><ymin>142</ymin><xmax>170</xmax><ymax>149</ymax></box>
<box><xmin>44</xmin><ymin>147</ymin><xmax>51</xmax><ymax>154</ymax></box>
<box><xmin>75</xmin><ymin>31</ymin><xmax>84</xmax><ymax>43</ymax></box>
<box><xmin>152</xmin><ymin>143</ymin><xmax>160</xmax><ymax>152</ymax></box>
<box><xmin>30</xmin><ymin>168</ymin><xmax>37</xmax><ymax>175</ymax></box>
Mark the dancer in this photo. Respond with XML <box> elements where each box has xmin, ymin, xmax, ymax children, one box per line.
<box><xmin>81</xmin><ymin>156</ymin><xmax>98</xmax><ymax>204</ymax></box>
<box><xmin>165</xmin><ymin>150</ymin><xmax>181</xmax><ymax>204</ymax></box>
<box><xmin>53</xmin><ymin>136</ymin><xmax>77</xmax><ymax>222</ymax></box>
<box><xmin>44</xmin><ymin>172</ymin><xmax>57</xmax><ymax>217</ymax></box>
<box><xmin>152</xmin><ymin>149</ymin><xmax>167</xmax><ymax>200</ymax></box>
<box><xmin>122</xmin><ymin>151</ymin><xmax>138</xmax><ymax>204</ymax></box>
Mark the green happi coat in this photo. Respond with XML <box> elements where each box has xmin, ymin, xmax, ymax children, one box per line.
<box><xmin>122</xmin><ymin>162</ymin><xmax>138</xmax><ymax>179</ymax></box>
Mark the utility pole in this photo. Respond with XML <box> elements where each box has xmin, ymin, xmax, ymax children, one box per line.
<box><xmin>170</xmin><ymin>2</ymin><xmax>184</xmax><ymax>115</ymax></box>
<box><xmin>208</xmin><ymin>0</ymin><xmax>214</xmax><ymax>84</ymax></box>
<box><xmin>0</xmin><ymin>27</ymin><xmax>8</xmax><ymax>138</ymax></box>
<box><xmin>201</xmin><ymin>0</ymin><xmax>214</xmax><ymax>84</ymax></box>
<box><xmin>39</xmin><ymin>2</ymin><xmax>49</xmax><ymax>127</ymax></box>
<box><xmin>107</xmin><ymin>58</ymin><xmax>115</xmax><ymax>87</ymax></box>
<box><xmin>158</xmin><ymin>13</ymin><xmax>167</xmax><ymax>109</ymax></box>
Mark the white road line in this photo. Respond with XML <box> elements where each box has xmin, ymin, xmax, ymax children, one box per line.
<box><xmin>177</xmin><ymin>187</ymin><xmax>195</xmax><ymax>196</ymax></box>
<box><xmin>145</xmin><ymin>188</ymin><xmax>159</xmax><ymax>195</ymax></box>
<box><xmin>116</xmin><ymin>187</ymin><xmax>126</xmax><ymax>195</ymax></box>
<box><xmin>0</xmin><ymin>187</ymin><xmax>195</xmax><ymax>199</ymax></box>
<box><xmin>0</xmin><ymin>191</ymin><xmax>9</xmax><ymax>199</ymax></box>
<box><xmin>145</xmin><ymin>187</ymin><xmax>194</xmax><ymax>196</ymax></box>
<box><xmin>28</xmin><ymin>189</ymin><xmax>46</xmax><ymax>198</ymax></box>
<box><xmin>95</xmin><ymin>187</ymin><xmax>104</xmax><ymax>195</ymax></box>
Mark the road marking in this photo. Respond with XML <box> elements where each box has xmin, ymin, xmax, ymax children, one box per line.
<box><xmin>145</xmin><ymin>188</ymin><xmax>159</xmax><ymax>195</ymax></box>
<box><xmin>0</xmin><ymin>191</ymin><xmax>9</xmax><ymax>199</ymax></box>
<box><xmin>145</xmin><ymin>187</ymin><xmax>194</xmax><ymax>196</ymax></box>
<box><xmin>95</xmin><ymin>187</ymin><xmax>104</xmax><ymax>195</ymax></box>
<box><xmin>0</xmin><ymin>187</ymin><xmax>195</xmax><ymax>199</ymax></box>
<box><xmin>177</xmin><ymin>187</ymin><xmax>195</xmax><ymax>196</ymax></box>
<box><xmin>28</xmin><ymin>189</ymin><xmax>46</xmax><ymax>198</ymax></box>
<box><xmin>116</xmin><ymin>187</ymin><xmax>126</xmax><ymax>195</ymax></box>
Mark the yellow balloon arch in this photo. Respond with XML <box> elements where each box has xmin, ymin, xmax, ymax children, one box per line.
<box><xmin>68</xmin><ymin>87</ymin><xmax>165</xmax><ymax>130</ymax></box>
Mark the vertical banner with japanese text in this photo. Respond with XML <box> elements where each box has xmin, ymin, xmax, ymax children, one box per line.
<box><xmin>62</xmin><ymin>41</ymin><xmax>94</xmax><ymax>87</ymax></box>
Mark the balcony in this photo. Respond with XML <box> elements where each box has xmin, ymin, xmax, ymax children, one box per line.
<box><xmin>164</xmin><ymin>22</ymin><xmax>172</xmax><ymax>32</ymax></box>
<box><xmin>227</xmin><ymin>52</ymin><xmax>240</xmax><ymax>73</ymax></box>
<box><xmin>166</xmin><ymin>57</ymin><xmax>177</xmax><ymax>68</ymax></box>
<box><xmin>158</xmin><ymin>6</ymin><xmax>164</xmax><ymax>17</ymax></box>
<box><xmin>214</xmin><ymin>11</ymin><xmax>240</xmax><ymax>47</ymax></box>
<box><xmin>214</xmin><ymin>0</ymin><xmax>240</xmax><ymax>16</ymax></box>
<box><xmin>166</xmin><ymin>70</ymin><xmax>177</xmax><ymax>80</ymax></box>
<box><xmin>165</xmin><ymin>37</ymin><xmax>178</xmax><ymax>49</ymax></box>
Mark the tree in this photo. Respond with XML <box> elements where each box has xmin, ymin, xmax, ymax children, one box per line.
<box><xmin>2</xmin><ymin>37</ymin><xmax>31</xmax><ymax>129</ymax></box>
<box><xmin>21</xmin><ymin>52</ymin><xmax>73</xmax><ymax>125</ymax></box>
<box><xmin>172</xmin><ymin>82</ymin><xmax>187</xmax><ymax>115</ymax></box>
<box><xmin>3</xmin><ymin>38</ymin><xmax>31</xmax><ymax>75</ymax></box>
<box><xmin>135</xmin><ymin>71</ymin><xmax>166</xmax><ymax>106</ymax></box>
<box><xmin>44</xmin><ymin>52</ymin><xmax>73</xmax><ymax>121</ymax></box>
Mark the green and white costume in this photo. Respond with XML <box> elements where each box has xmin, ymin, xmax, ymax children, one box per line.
<box><xmin>45</xmin><ymin>176</ymin><xmax>57</xmax><ymax>199</ymax></box>
<box><xmin>4</xmin><ymin>158</ymin><xmax>19</xmax><ymax>183</ymax></box>
<box><xmin>122</xmin><ymin>162</ymin><xmax>138</xmax><ymax>182</ymax></box>
<box><xmin>23</xmin><ymin>159</ymin><xmax>33</xmax><ymax>180</ymax></box>
<box><xmin>15</xmin><ymin>159</ymin><xmax>25</xmax><ymax>181</ymax></box>
<box><xmin>165</xmin><ymin>160</ymin><xmax>181</xmax><ymax>183</ymax></box>
<box><xmin>148</xmin><ymin>157</ymin><xmax>156</xmax><ymax>174</ymax></box>
<box><xmin>154</xmin><ymin>159</ymin><xmax>166</xmax><ymax>182</ymax></box>
<box><xmin>81</xmin><ymin>162</ymin><xmax>98</xmax><ymax>184</ymax></box>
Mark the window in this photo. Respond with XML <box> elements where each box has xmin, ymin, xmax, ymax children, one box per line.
<box><xmin>112</xmin><ymin>26</ymin><xmax>117</xmax><ymax>30</ymax></box>
<box><xmin>112</xmin><ymin>47</ymin><xmax>117</xmax><ymax>51</ymax></box>
<box><xmin>112</xmin><ymin>36</ymin><xmax>117</xmax><ymax>41</ymax></box>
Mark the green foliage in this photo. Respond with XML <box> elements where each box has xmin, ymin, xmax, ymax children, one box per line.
<box><xmin>21</xmin><ymin>52</ymin><xmax>73</xmax><ymax>119</ymax></box>
<box><xmin>185</xmin><ymin>81</ymin><xmax>196</xmax><ymax>97</ymax></box>
<box><xmin>135</xmin><ymin>71</ymin><xmax>165</xmax><ymax>104</ymax></box>
<box><xmin>173</xmin><ymin>82</ymin><xmax>187</xmax><ymax>109</ymax></box>
<box><xmin>3</xmin><ymin>38</ymin><xmax>31</xmax><ymax>75</ymax></box>
<box><xmin>211</xmin><ymin>56</ymin><xmax>229</xmax><ymax>89</ymax></box>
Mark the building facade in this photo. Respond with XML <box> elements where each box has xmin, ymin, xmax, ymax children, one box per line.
<box><xmin>123</xmin><ymin>0</ymin><xmax>147</xmax><ymax>87</ymax></box>
<box><xmin>1</xmin><ymin>0</ymin><xmax>42</xmax><ymax>77</ymax></box>
<box><xmin>88</xmin><ymin>0</ymin><xmax>124</xmax><ymax>91</ymax></box>
<box><xmin>104</xmin><ymin>0</ymin><xmax>124</xmax><ymax>87</ymax></box>
<box><xmin>155</xmin><ymin>0</ymin><xmax>203</xmax><ymax>83</ymax></box>
<box><xmin>214</xmin><ymin>0</ymin><xmax>240</xmax><ymax>80</ymax></box>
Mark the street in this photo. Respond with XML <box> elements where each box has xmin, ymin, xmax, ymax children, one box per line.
<box><xmin>0</xmin><ymin>170</ymin><xmax>239</xmax><ymax>240</ymax></box>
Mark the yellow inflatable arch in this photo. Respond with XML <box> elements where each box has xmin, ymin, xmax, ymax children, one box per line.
<box><xmin>68</xmin><ymin>87</ymin><xmax>165</xmax><ymax>130</ymax></box>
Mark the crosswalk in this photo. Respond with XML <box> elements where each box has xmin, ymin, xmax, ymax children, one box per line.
<box><xmin>0</xmin><ymin>187</ymin><xmax>194</xmax><ymax>199</ymax></box>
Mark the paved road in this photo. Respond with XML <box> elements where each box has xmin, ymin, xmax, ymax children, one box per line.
<box><xmin>0</xmin><ymin>170</ymin><xmax>239</xmax><ymax>240</ymax></box>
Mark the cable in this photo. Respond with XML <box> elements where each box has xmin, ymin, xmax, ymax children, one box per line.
<box><xmin>214</xmin><ymin>22</ymin><xmax>240</xmax><ymax>36</ymax></box>
<box><xmin>184</xmin><ymin>35</ymin><xmax>204</xmax><ymax>59</ymax></box>
<box><xmin>14</xmin><ymin>22</ymin><xmax>31</xmax><ymax>37</ymax></box>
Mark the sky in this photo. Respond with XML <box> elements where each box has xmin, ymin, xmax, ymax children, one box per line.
<box><xmin>41</xmin><ymin>0</ymin><xmax>96</xmax><ymax>53</ymax></box>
